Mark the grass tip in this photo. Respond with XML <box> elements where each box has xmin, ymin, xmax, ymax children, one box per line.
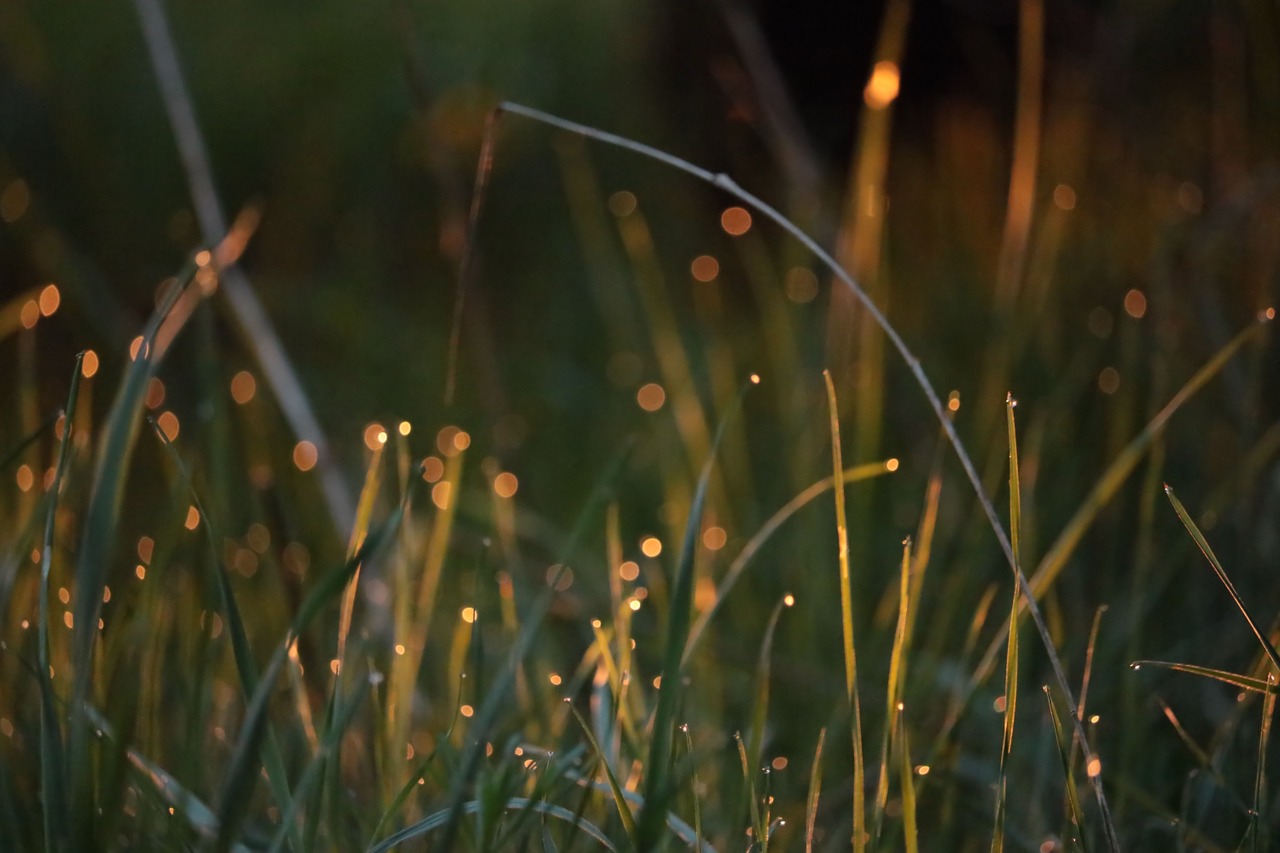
<box><xmin>886</xmin><ymin>458</ymin><xmax>900</xmax><ymax>471</ymax></box>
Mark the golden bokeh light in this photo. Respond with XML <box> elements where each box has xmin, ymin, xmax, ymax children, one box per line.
<box><xmin>702</xmin><ymin>526</ymin><xmax>727</xmax><ymax>550</ymax></box>
<box><xmin>619</xmin><ymin>560</ymin><xmax>640</xmax><ymax>582</ymax></box>
<box><xmin>293</xmin><ymin>441</ymin><xmax>318</xmax><ymax>471</ymax></box>
<box><xmin>690</xmin><ymin>254</ymin><xmax>719</xmax><ymax>282</ymax></box>
<box><xmin>20</xmin><ymin>300</ymin><xmax>39</xmax><ymax>330</ymax></box>
<box><xmin>1098</xmin><ymin>367</ymin><xmax>1121</xmax><ymax>395</ymax></box>
<box><xmin>636</xmin><ymin>382</ymin><xmax>666</xmax><ymax>412</ymax></box>
<box><xmin>461</xmin><ymin>606</ymin><xmax>477</xmax><ymax>624</ymax></box>
<box><xmin>493</xmin><ymin>472</ymin><xmax>518</xmax><ymax>498</ymax></box>
<box><xmin>398</xmin><ymin>420</ymin><xmax>412</xmax><ymax>436</ymax></box>
<box><xmin>157</xmin><ymin>411</ymin><xmax>180</xmax><ymax>441</ymax></box>
<box><xmin>720</xmin><ymin>206</ymin><xmax>752</xmax><ymax>236</ymax></box>
<box><xmin>1053</xmin><ymin>184</ymin><xmax>1077</xmax><ymax>211</ymax></box>
<box><xmin>431</xmin><ymin>481</ymin><xmax>451</xmax><ymax>509</ymax></box>
<box><xmin>421</xmin><ymin>456</ymin><xmax>444</xmax><ymax>483</ymax></box>
<box><xmin>82</xmin><ymin>350</ymin><xmax>99</xmax><ymax>378</ymax></box>
<box><xmin>863</xmin><ymin>61</ymin><xmax>901</xmax><ymax>109</ymax></box>
<box><xmin>38</xmin><ymin>284</ymin><xmax>60</xmax><ymax>317</ymax></box>
<box><xmin>363</xmin><ymin>423</ymin><xmax>388</xmax><ymax>451</ymax></box>
<box><xmin>230</xmin><ymin>370</ymin><xmax>256</xmax><ymax>404</ymax></box>
<box><xmin>184</xmin><ymin>505</ymin><xmax>200</xmax><ymax>530</ymax></box>
<box><xmin>145</xmin><ymin>377</ymin><xmax>166</xmax><ymax>410</ymax></box>
<box><xmin>608</xmin><ymin>190</ymin><xmax>637</xmax><ymax>217</ymax></box>
<box><xmin>640</xmin><ymin>536</ymin><xmax>662</xmax><ymax>558</ymax></box>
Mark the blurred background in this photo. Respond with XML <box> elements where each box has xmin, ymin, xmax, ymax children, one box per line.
<box><xmin>3</xmin><ymin>0</ymin><xmax>1280</xmax><ymax>847</ymax></box>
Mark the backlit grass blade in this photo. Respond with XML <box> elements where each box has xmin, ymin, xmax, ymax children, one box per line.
<box><xmin>873</xmin><ymin>538</ymin><xmax>912</xmax><ymax>846</ymax></box>
<box><xmin>992</xmin><ymin>395</ymin><xmax>1023</xmax><ymax>853</ymax></box>
<box><xmin>38</xmin><ymin>353</ymin><xmax>84</xmax><ymax>853</ymax></box>
<box><xmin>368</xmin><ymin>797</ymin><xmax>618</xmax><ymax>853</ymax></box>
<box><xmin>69</xmin><ymin>267</ymin><xmax>192</xmax><ymax>847</ymax></box>
<box><xmin>214</xmin><ymin>495</ymin><xmax>410</xmax><ymax>851</ymax></box>
<box><xmin>683</xmin><ymin>459</ymin><xmax>896</xmax><ymax>666</ymax></box>
<box><xmin>1164</xmin><ymin>484</ymin><xmax>1280</xmax><ymax>674</ymax></box>
<box><xmin>1044</xmin><ymin>687</ymin><xmax>1089</xmax><ymax>853</ymax></box>
<box><xmin>435</xmin><ymin>442</ymin><xmax>634</xmax><ymax>851</ymax></box>
<box><xmin>747</xmin><ymin>595</ymin><xmax>792</xmax><ymax>799</ymax></box>
<box><xmin>823</xmin><ymin>370</ymin><xmax>865</xmax><ymax>852</ymax></box>
<box><xmin>737</xmin><ymin>734</ymin><xmax>763</xmax><ymax>850</ymax></box>
<box><xmin>1249</xmin><ymin>676</ymin><xmax>1275</xmax><ymax>853</ymax></box>
<box><xmin>0</xmin><ymin>409</ymin><xmax>59</xmax><ymax>474</ymax></box>
<box><xmin>805</xmin><ymin>728</ymin><xmax>826</xmax><ymax>853</ymax></box>
<box><xmin>565</xmin><ymin>700</ymin><xmax>638</xmax><ymax>846</ymax></box>
<box><xmin>1129</xmin><ymin>661</ymin><xmax>1277</xmax><ymax>694</ymax></box>
<box><xmin>149</xmin><ymin>418</ymin><xmax>300</xmax><ymax>851</ymax></box>
<box><xmin>897</xmin><ymin>708</ymin><xmax>918</xmax><ymax>853</ymax></box>
<box><xmin>680</xmin><ymin>724</ymin><xmax>703</xmax><ymax>850</ymax></box>
<box><xmin>634</xmin><ymin>378</ymin><xmax>754</xmax><ymax>851</ymax></box>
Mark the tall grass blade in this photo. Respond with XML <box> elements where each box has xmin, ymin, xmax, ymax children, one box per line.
<box><xmin>823</xmin><ymin>370</ymin><xmax>866</xmax><ymax>852</ymax></box>
<box><xmin>149</xmin><ymin>418</ymin><xmax>300</xmax><ymax>851</ymax></box>
<box><xmin>214</xmin><ymin>496</ymin><xmax>410</xmax><ymax>851</ymax></box>
<box><xmin>680</xmin><ymin>724</ymin><xmax>703</xmax><ymax>851</ymax></box>
<box><xmin>369</xmin><ymin>797</ymin><xmax>617</xmax><ymax>853</ymax></box>
<box><xmin>683</xmin><ymin>459</ymin><xmax>896</xmax><ymax>666</ymax></box>
<box><xmin>873</xmin><ymin>538</ymin><xmax>912</xmax><ymax>846</ymax></box>
<box><xmin>565</xmin><ymin>700</ymin><xmax>638</xmax><ymax>846</ymax></box>
<box><xmin>1249</xmin><ymin>676</ymin><xmax>1275</xmax><ymax>853</ymax></box>
<box><xmin>38</xmin><ymin>353</ymin><xmax>84</xmax><ymax>853</ymax></box>
<box><xmin>1129</xmin><ymin>661</ymin><xmax>1276</xmax><ymax>694</ymax></box>
<box><xmin>636</xmin><ymin>379</ymin><xmax>754</xmax><ymax>851</ymax></box>
<box><xmin>69</xmin><ymin>269</ymin><xmax>191</xmax><ymax>847</ymax></box>
<box><xmin>992</xmin><ymin>395</ymin><xmax>1023</xmax><ymax>853</ymax></box>
<box><xmin>806</xmin><ymin>728</ymin><xmax>826</xmax><ymax>853</ymax></box>
<box><xmin>1044</xmin><ymin>687</ymin><xmax>1089</xmax><ymax>853</ymax></box>
<box><xmin>1164</xmin><ymin>484</ymin><xmax>1280</xmax><ymax>674</ymax></box>
<box><xmin>747</xmin><ymin>596</ymin><xmax>791</xmax><ymax>796</ymax></box>
<box><xmin>897</xmin><ymin>708</ymin><xmax>918</xmax><ymax>853</ymax></box>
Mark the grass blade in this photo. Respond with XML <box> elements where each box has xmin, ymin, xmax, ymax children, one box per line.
<box><xmin>992</xmin><ymin>395</ymin><xmax>1023</xmax><ymax>853</ymax></box>
<box><xmin>805</xmin><ymin>727</ymin><xmax>826</xmax><ymax>853</ymax></box>
<box><xmin>1164</xmin><ymin>484</ymin><xmax>1280</xmax><ymax>674</ymax></box>
<box><xmin>1044</xmin><ymin>687</ymin><xmax>1090</xmax><ymax>852</ymax></box>
<box><xmin>38</xmin><ymin>353</ymin><xmax>84</xmax><ymax>853</ymax></box>
<box><xmin>1249</xmin><ymin>676</ymin><xmax>1275</xmax><ymax>852</ymax></box>
<box><xmin>564</xmin><ymin>700</ymin><xmax>638</xmax><ymax>846</ymax></box>
<box><xmin>823</xmin><ymin>370</ymin><xmax>866</xmax><ymax>852</ymax></box>
<box><xmin>369</xmin><ymin>797</ymin><xmax>618</xmax><ymax>853</ymax></box>
<box><xmin>636</xmin><ymin>378</ymin><xmax>754</xmax><ymax>851</ymax></box>
<box><xmin>897</xmin><ymin>708</ymin><xmax>918</xmax><ymax>853</ymax></box>
<box><xmin>1129</xmin><ymin>661</ymin><xmax>1276</xmax><ymax>694</ymax></box>
<box><xmin>873</xmin><ymin>537</ymin><xmax>912</xmax><ymax>845</ymax></box>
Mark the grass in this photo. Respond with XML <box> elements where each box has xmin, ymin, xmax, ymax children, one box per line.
<box><xmin>3</xmin><ymin>2</ymin><xmax>1280</xmax><ymax>851</ymax></box>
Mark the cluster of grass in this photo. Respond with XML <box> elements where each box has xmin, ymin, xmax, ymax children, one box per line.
<box><xmin>3</xmin><ymin>2</ymin><xmax>1280</xmax><ymax>852</ymax></box>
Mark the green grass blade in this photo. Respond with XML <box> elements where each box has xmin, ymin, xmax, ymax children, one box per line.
<box><xmin>149</xmin><ymin>418</ymin><xmax>301</xmax><ymax>852</ymax></box>
<box><xmin>823</xmin><ymin>370</ymin><xmax>865</xmax><ymax>853</ymax></box>
<box><xmin>737</xmin><ymin>733</ymin><xmax>763</xmax><ymax>850</ymax></box>
<box><xmin>898</xmin><ymin>709</ymin><xmax>918</xmax><ymax>853</ymax></box>
<box><xmin>565</xmin><ymin>700</ymin><xmax>638</xmax><ymax>846</ymax></box>
<box><xmin>1164</xmin><ymin>484</ymin><xmax>1280</xmax><ymax>674</ymax></box>
<box><xmin>369</xmin><ymin>797</ymin><xmax>618</xmax><ymax>853</ymax></box>
<box><xmin>635</xmin><ymin>379</ymin><xmax>753</xmax><ymax>851</ymax></box>
<box><xmin>747</xmin><ymin>595</ymin><xmax>791</xmax><ymax>795</ymax></box>
<box><xmin>214</xmin><ymin>496</ymin><xmax>410</xmax><ymax>851</ymax></box>
<box><xmin>68</xmin><ymin>268</ymin><xmax>193</xmax><ymax>846</ymax></box>
<box><xmin>992</xmin><ymin>395</ymin><xmax>1023</xmax><ymax>853</ymax></box>
<box><xmin>805</xmin><ymin>727</ymin><xmax>826</xmax><ymax>853</ymax></box>
<box><xmin>38</xmin><ymin>353</ymin><xmax>84</xmax><ymax>853</ymax></box>
<box><xmin>682</xmin><ymin>459</ymin><xmax>896</xmax><ymax>667</ymax></box>
<box><xmin>874</xmin><ymin>538</ymin><xmax>912</xmax><ymax>846</ymax></box>
<box><xmin>1249</xmin><ymin>676</ymin><xmax>1275</xmax><ymax>852</ymax></box>
<box><xmin>679</xmin><ymin>724</ymin><xmax>703</xmax><ymax>851</ymax></box>
<box><xmin>1044</xmin><ymin>687</ymin><xmax>1089</xmax><ymax>853</ymax></box>
<box><xmin>1129</xmin><ymin>661</ymin><xmax>1276</xmax><ymax>694</ymax></box>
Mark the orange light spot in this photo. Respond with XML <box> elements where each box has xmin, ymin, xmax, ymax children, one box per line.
<box><xmin>82</xmin><ymin>350</ymin><xmax>99</xmax><ymax>378</ymax></box>
<box><xmin>184</xmin><ymin>505</ymin><xmax>200</xmax><ymax>530</ymax></box>
<box><xmin>38</xmin><ymin>284</ymin><xmax>60</xmax><ymax>317</ymax></box>
<box><xmin>15</xmin><ymin>465</ymin><xmax>33</xmax><ymax>492</ymax></box>
<box><xmin>363</xmin><ymin>423</ymin><xmax>387</xmax><ymax>451</ymax></box>
<box><xmin>63</xmin><ymin>612</ymin><xmax>73</xmax><ymax>629</ymax></box>
<box><xmin>293</xmin><ymin>441</ymin><xmax>318</xmax><ymax>471</ymax></box>
<box><xmin>636</xmin><ymin>382</ymin><xmax>666</xmax><ymax>412</ymax></box>
<box><xmin>720</xmin><ymin>206</ymin><xmax>752</xmax><ymax>236</ymax></box>
<box><xmin>20</xmin><ymin>300</ymin><xmax>39</xmax><ymax>329</ymax></box>
<box><xmin>0</xmin><ymin>178</ymin><xmax>30</xmax><ymax>222</ymax></box>
<box><xmin>194</xmin><ymin>249</ymin><xmax>212</xmax><ymax>267</ymax></box>
<box><xmin>129</xmin><ymin>336</ymin><xmax>148</xmax><ymax>362</ymax></box>
<box><xmin>886</xmin><ymin>458</ymin><xmax>900</xmax><ymax>472</ymax></box>
<box><xmin>135</xmin><ymin>564</ymin><xmax>147</xmax><ymax>580</ymax></box>
<box><xmin>398</xmin><ymin>420</ymin><xmax>412</xmax><ymax>436</ymax></box>
<box><xmin>137</xmin><ymin>536</ymin><xmax>155</xmax><ymax>563</ymax></box>
<box><xmin>421</xmin><ymin>456</ymin><xmax>444</xmax><ymax>483</ymax></box>
<box><xmin>1086</xmin><ymin>757</ymin><xmax>1102</xmax><ymax>778</ymax></box>
<box><xmin>619</xmin><ymin>560</ymin><xmax>640</xmax><ymax>582</ymax></box>
<box><xmin>771</xmin><ymin>756</ymin><xmax>789</xmax><ymax>771</ymax></box>
<box><xmin>640</xmin><ymin>536</ymin><xmax>662</xmax><ymax>558</ymax></box>
<box><xmin>145</xmin><ymin>377</ymin><xmax>165</xmax><ymax>410</ymax></box>
<box><xmin>702</xmin><ymin>526</ymin><xmax>727</xmax><ymax>550</ymax></box>
<box><xmin>864</xmin><ymin>61</ymin><xmax>901</xmax><ymax>109</ymax></box>
<box><xmin>690</xmin><ymin>255</ymin><xmax>720</xmax><ymax>282</ymax></box>
<box><xmin>494</xmin><ymin>472</ymin><xmax>518</xmax><ymax>498</ymax></box>
<box><xmin>157</xmin><ymin>411</ymin><xmax>180</xmax><ymax>441</ymax></box>
<box><xmin>431</xmin><ymin>481</ymin><xmax>451</xmax><ymax>510</ymax></box>
<box><xmin>1123</xmin><ymin>289</ymin><xmax>1147</xmax><ymax>319</ymax></box>
<box><xmin>549</xmin><ymin>673</ymin><xmax>562</xmax><ymax>686</ymax></box>
<box><xmin>394</xmin><ymin>644</ymin><xmax>406</xmax><ymax>656</ymax></box>
<box><xmin>461</xmin><ymin>606</ymin><xmax>477</xmax><ymax>624</ymax></box>
<box><xmin>329</xmin><ymin>659</ymin><xmax>341</xmax><ymax>675</ymax></box>
<box><xmin>230</xmin><ymin>370</ymin><xmax>256</xmax><ymax>404</ymax></box>
<box><xmin>460</xmin><ymin>704</ymin><xmax>475</xmax><ymax>718</ymax></box>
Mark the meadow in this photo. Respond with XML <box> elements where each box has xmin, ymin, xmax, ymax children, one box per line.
<box><xmin>1</xmin><ymin>1</ymin><xmax>1279</xmax><ymax>850</ymax></box>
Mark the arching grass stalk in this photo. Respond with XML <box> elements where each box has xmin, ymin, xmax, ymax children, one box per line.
<box><xmin>465</xmin><ymin>100</ymin><xmax>1120</xmax><ymax>850</ymax></box>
